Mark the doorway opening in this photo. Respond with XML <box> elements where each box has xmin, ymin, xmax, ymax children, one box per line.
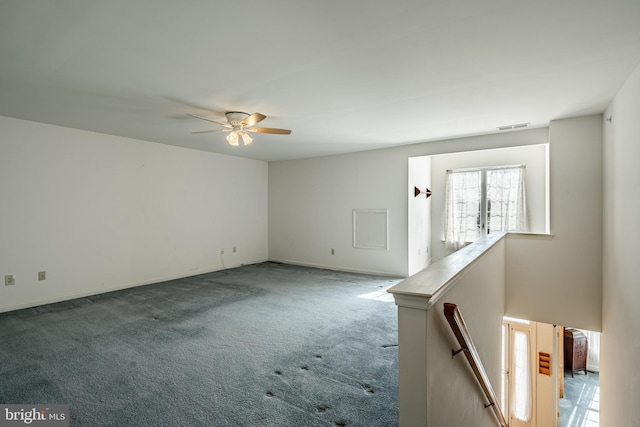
<box><xmin>559</xmin><ymin>327</ymin><xmax>600</xmax><ymax>427</ymax></box>
<box><xmin>501</xmin><ymin>318</ymin><xmax>600</xmax><ymax>427</ymax></box>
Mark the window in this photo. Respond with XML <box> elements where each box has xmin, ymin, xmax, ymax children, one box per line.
<box><xmin>444</xmin><ymin>165</ymin><xmax>528</xmax><ymax>250</ymax></box>
<box><xmin>511</xmin><ymin>329</ymin><xmax>532</xmax><ymax>423</ymax></box>
<box><xmin>503</xmin><ymin>319</ymin><xmax>534</xmax><ymax>427</ymax></box>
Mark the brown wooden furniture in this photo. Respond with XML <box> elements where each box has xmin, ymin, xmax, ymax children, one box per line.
<box><xmin>564</xmin><ymin>328</ymin><xmax>588</xmax><ymax>377</ymax></box>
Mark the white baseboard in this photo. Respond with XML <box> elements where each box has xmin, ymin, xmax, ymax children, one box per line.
<box><xmin>0</xmin><ymin>259</ymin><xmax>269</xmax><ymax>314</ymax></box>
<box><xmin>267</xmin><ymin>258</ymin><xmax>405</xmax><ymax>278</ymax></box>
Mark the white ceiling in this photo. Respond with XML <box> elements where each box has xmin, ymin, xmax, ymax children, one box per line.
<box><xmin>1</xmin><ymin>1</ymin><xmax>639</xmax><ymax>162</ymax></box>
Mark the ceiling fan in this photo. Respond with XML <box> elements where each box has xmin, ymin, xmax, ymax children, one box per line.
<box><xmin>188</xmin><ymin>111</ymin><xmax>291</xmax><ymax>146</ymax></box>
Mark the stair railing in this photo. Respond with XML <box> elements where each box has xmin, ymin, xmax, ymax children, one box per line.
<box><xmin>444</xmin><ymin>302</ymin><xmax>508</xmax><ymax>427</ymax></box>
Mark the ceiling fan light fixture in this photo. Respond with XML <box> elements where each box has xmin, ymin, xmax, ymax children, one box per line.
<box><xmin>240</xmin><ymin>131</ymin><xmax>253</xmax><ymax>145</ymax></box>
<box><xmin>226</xmin><ymin>131</ymin><xmax>239</xmax><ymax>146</ymax></box>
<box><xmin>189</xmin><ymin>111</ymin><xmax>291</xmax><ymax>146</ymax></box>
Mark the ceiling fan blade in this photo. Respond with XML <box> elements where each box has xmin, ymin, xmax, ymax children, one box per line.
<box><xmin>249</xmin><ymin>127</ymin><xmax>292</xmax><ymax>135</ymax></box>
<box><xmin>240</xmin><ymin>112</ymin><xmax>266</xmax><ymax>127</ymax></box>
<box><xmin>191</xmin><ymin>129</ymin><xmax>223</xmax><ymax>134</ymax></box>
<box><xmin>187</xmin><ymin>114</ymin><xmax>229</xmax><ymax>127</ymax></box>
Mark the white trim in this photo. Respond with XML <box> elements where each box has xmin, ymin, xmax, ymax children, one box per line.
<box><xmin>0</xmin><ymin>259</ymin><xmax>268</xmax><ymax>314</ymax></box>
<box><xmin>353</xmin><ymin>209</ymin><xmax>389</xmax><ymax>250</ymax></box>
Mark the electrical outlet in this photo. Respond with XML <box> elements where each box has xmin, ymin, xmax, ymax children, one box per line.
<box><xmin>233</xmin><ymin>246</ymin><xmax>236</xmax><ymax>253</ymax></box>
<box><xmin>5</xmin><ymin>275</ymin><xmax>15</xmax><ymax>286</ymax></box>
<box><xmin>331</xmin><ymin>248</ymin><xmax>335</xmax><ymax>255</ymax></box>
<box><xmin>220</xmin><ymin>249</ymin><xmax>224</xmax><ymax>255</ymax></box>
<box><xmin>38</xmin><ymin>271</ymin><xmax>46</xmax><ymax>281</ymax></box>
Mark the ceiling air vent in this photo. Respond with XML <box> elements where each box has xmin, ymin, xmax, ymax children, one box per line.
<box><xmin>497</xmin><ymin>122</ymin><xmax>530</xmax><ymax>131</ymax></box>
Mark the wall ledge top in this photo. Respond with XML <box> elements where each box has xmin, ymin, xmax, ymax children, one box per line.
<box><xmin>388</xmin><ymin>232</ymin><xmax>506</xmax><ymax>309</ymax></box>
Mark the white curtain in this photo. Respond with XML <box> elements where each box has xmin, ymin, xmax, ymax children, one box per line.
<box><xmin>445</xmin><ymin>166</ymin><xmax>528</xmax><ymax>251</ymax></box>
<box><xmin>579</xmin><ymin>329</ymin><xmax>601</xmax><ymax>372</ymax></box>
<box><xmin>444</xmin><ymin>170</ymin><xmax>481</xmax><ymax>250</ymax></box>
<box><xmin>486</xmin><ymin>166</ymin><xmax>528</xmax><ymax>234</ymax></box>
<box><xmin>512</xmin><ymin>330</ymin><xmax>532</xmax><ymax>423</ymax></box>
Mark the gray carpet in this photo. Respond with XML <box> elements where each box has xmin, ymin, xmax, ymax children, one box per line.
<box><xmin>0</xmin><ymin>262</ymin><xmax>401</xmax><ymax>426</ymax></box>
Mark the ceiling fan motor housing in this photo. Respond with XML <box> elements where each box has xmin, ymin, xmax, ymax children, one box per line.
<box><xmin>225</xmin><ymin>112</ymin><xmax>250</xmax><ymax>125</ymax></box>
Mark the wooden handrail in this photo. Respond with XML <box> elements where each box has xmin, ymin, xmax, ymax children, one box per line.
<box><xmin>444</xmin><ymin>303</ymin><xmax>508</xmax><ymax>427</ymax></box>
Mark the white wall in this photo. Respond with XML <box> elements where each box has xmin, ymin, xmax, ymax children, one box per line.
<box><xmin>269</xmin><ymin>128</ymin><xmax>549</xmax><ymax>277</ymax></box>
<box><xmin>601</xmin><ymin>63</ymin><xmax>640</xmax><ymax>426</ymax></box>
<box><xmin>389</xmin><ymin>233</ymin><xmax>506</xmax><ymax>426</ymax></box>
<box><xmin>425</xmin><ymin>237</ymin><xmax>505</xmax><ymax>427</ymax></box>
<box><xmin>268</xmin><ymin>149</ymin><xmax>407</xmax><ymax>276</ymax></box>
<box><xmin>0</xmin><ymin>116</ymin><xmax>268</xmax><ymax>312</ymax></box>
<box><xmin>428</xmin><ymin>144</ymin><xmax>548</xmax><ymax>262</ymax></box>
<box><xmin>408</xmin><ymin>155</ymin><xmax>431</xmax><ymax>276</ymax></box>
<box><xmin>505</xmin><ymin>115</ymin><xmax>603</xmax><ymax>331</ymax></box>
